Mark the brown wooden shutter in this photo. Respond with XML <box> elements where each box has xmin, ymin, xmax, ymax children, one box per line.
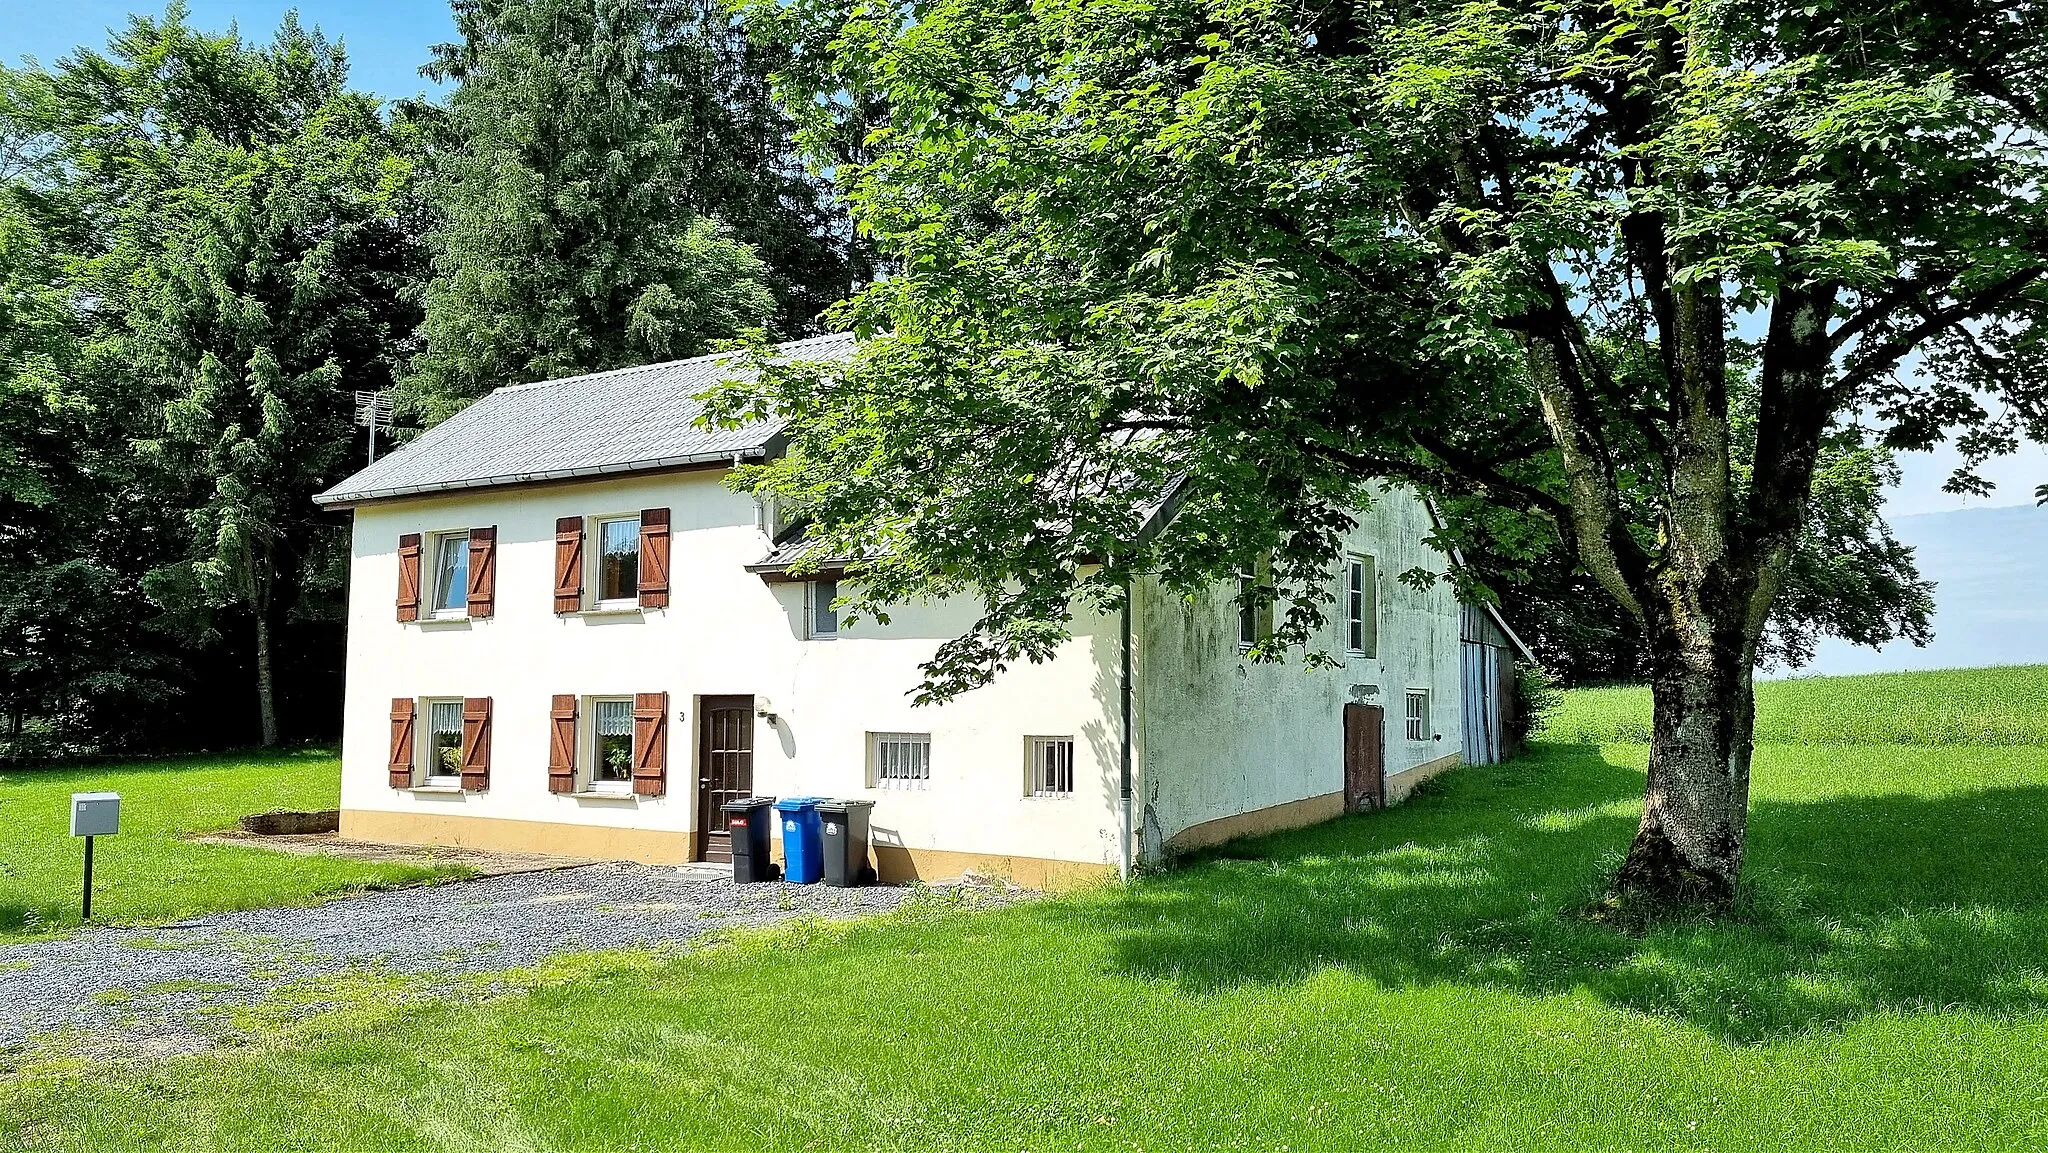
<box><xmin>388</xmin><ymin>698</ymin><xmax>416</xmax><ymax>788</ymax></box>
<box><xmin>549</xmin><ymin>694</ymin><xmax>578</xmax><ymax>794</ymax></box>
<box><xmin>632</xmin><ymin>692</ymin><xmax>668</xmax><ymax>797</ymax></box>
<box><xmin>466</xmin><ymin>526</ymin><xmax>496</xmax><ymax>618</ymax></box>
<box><xmin>638</xmin><ymin>508</ymin><xmax>671</xmax><ymax>609</ymax></box>
<box><xmin>460</xmin><ymin>697</ymin><xmax>492</xmax><ymax>791</ymax></box>
<box><xmin>554</xmin><ymin>516</ymin><xmax>584</xmax><ymax>614</ymax></box>
<box><xmin>395</xmin><ymin>534</ymin><xmax>422</xmax><ymax>622</ymax></box>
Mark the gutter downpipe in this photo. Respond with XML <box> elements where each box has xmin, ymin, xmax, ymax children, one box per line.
<box><xmin>1119</xmin><ymin>571</ymin><xmax>1134</xmax><ymax>884</ymax></box>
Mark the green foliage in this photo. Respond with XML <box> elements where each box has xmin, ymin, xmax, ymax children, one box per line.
<box><xmin>1544</xmin><ymin>666</ymin><xmax>2048</xmax><ymax>747</ymax></box>
<box><xmin>0</xmin><ymin>748</ymin><xmax>462</xmax><ymax>941</ymax></box>
<box><xmin>717</xmin><ymin>0</ymin><xmax>2045</xmax><ymax>712</ymax></box>
<box><xmin>402</xmin><ymin>0</ymin><xmax>855</xmax><ymax>421</ymax></box>
<box><xmin>11</xmin><ymin>673</ymin><xmax>2048</xmax><ymax>1147</ymax></box>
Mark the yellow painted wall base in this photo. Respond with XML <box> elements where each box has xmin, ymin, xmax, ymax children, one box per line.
<box><xmin>340</xmin><ymin>809</ymin><xmax>1112</xmax><ymax>889</ymax></box>
<box><xmin>1385</xmin><ymin>751</ymin><xmax>1463</xmax><ymax>805</ymax></box>
<box><xmin>340</xmin><ymin>809</ymin><xmax>695</xmax><ymax>864</ymax></box>
<box><xmin>1165</xmin><ymin>790</ymin><xmax>1346</xmax><ymax>854</ymax></box>
<box><xmin>871</xmin><ymin>845</ymin><xmax>1112</xmax><ymax>891</ymax></box>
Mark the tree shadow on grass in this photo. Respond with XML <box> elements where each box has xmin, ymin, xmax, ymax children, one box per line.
<box><xmin>1079</xmin><ymin>743</ymin><xmax>2048</xmax><ymax>1043</ymax></box>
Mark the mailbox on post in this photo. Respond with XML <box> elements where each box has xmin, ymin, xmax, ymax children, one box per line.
<box><xmin>70</xmin><ymin>791</ymin><xmax>119</xmax><ymax>918</ymax></box>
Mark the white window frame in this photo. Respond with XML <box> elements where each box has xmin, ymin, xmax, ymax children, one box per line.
<box><xmin>586</xmin><ymin>695</ymin><xmax>637</xmax><ymax>793</ymax></box>
<box><xmin>590</xmin><ymin>514</ymin><xmax>642</xmax><ymax>610</ymax></box>
<box><xmin>1404</xmin><ymin>689</ymin><xmax>1430</xmax><ymax>743</ymax></box>
<box><xmin>1345</xmin><ymin>555</ymin><xmax>1376</xmax><ymax>658</ymax></box>
<box><xmin>428</xmin><ymin>530</ymin><xmax>470</xmax><ymax>619</ymax></box>
<box><xmin>1025</xmin><ymin>736</ymin><xmax>1076</xmax><ymax>798</ymax></box>
<box><xmin>868</xmin><ymin>732</ymin><xmax>931</xmax><ymax>790</ymax></box>
<box><xmin>421</xmin><ymin>697</ymin><xmax>465</xmax><ymax>785</ymax></box>
<box><xmin>1236</xmin><ymin>573</ymin><xmax>1258</xmax><ymax>650</ymax></box>
<box><xmin>808</xmin><ymin>578</ymin><xmax>840</xmax><ymax>639</ymax></box>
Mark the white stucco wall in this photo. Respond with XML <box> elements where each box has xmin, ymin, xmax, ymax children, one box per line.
<box><xmin>1133</xmin><ymin>485</ymin><xmax>1464</xmax><ymax>857</ymax></box>
<box><xmin>340</xmin><ymin>468</ymin><xmax>1125</xmax><ymax>871</ymax></box>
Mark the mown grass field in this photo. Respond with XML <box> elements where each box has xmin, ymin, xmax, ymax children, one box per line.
<box><xmin>7</xmin><ymin>669</ymin><xmax>2048</xmax><ymax>1150</ymax></box>
<box><xmin>0</xmin><ymin>749</ymin><xmax>464</xmax><ymax>941</ymax></box>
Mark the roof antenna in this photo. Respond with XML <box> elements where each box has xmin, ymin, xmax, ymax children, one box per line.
<box><xmin>353</xmin><ymin>389</ymin><xmax>394</xmax><ymax>467</ymax></box>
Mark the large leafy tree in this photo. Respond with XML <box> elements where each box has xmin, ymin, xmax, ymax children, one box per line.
<box><xmin>405</xmin><ymin>0</ymin><xmax>855</xmax><ymax>419</ymax></box>
<box><xmin>3</xmin><ymin>8</ymin><xmax>427</xmax><ymax>750</ymax></box>
<box><xmin>722</xmin><ymin>0</ymin><xmax>2048</xmax><ymax>914</ymax></box>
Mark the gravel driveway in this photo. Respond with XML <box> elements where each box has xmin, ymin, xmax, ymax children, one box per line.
<box><xmin>0</xmin><ymin>864</ymin><xmax>949</xmax><ymax>1056</ymax></box>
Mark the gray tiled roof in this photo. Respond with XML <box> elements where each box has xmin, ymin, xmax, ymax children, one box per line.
<box><xmin>315</xmin><ymin>333</ymin><xmax>857</xmax><ymax>507</ymax></box>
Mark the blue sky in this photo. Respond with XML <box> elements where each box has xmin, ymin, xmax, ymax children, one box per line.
<box><xmin>7</xmin><ymin>1</ymin><xmax>454</xmax><ymax>101</ymax></box>
<box><xmin>9</xmin><ymin>1</ymin><xmax>2047</xmax><ymax>516</ymax></box>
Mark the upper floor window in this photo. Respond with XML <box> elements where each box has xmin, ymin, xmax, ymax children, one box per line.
<box><xmin>1237</xmin><ymin>573</ymin><xmax>1258</xmax><ymax>649</ymax></box>
<box><xmin>809</xmin><ymin>578</ymin><xmax>839</xmax><ymax>638</ymax></box>
<box><xmin>596</xmin><ymin>515</ymin><xmax>640</xmax><ymax>606</ymax></box>
<box><xmin>1345</xmin><ymin>555</ymin><xmax>1377</xmax><ymax>658</ymax></box>
<box><xmin>430</xmin><ymin>531</ymin><xmax>469</xmax><ymax>617</ymax></box>
<box><xmin>1405</xmin><ymin>690</ymin><xmax>1430</xmax><ymax>742</ymax></box>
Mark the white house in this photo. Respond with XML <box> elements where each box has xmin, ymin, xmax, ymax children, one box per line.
<box><xmin>315</xmin><ymin>334</ymin><xmax>1510</xmax><ymax>887</ymax></box>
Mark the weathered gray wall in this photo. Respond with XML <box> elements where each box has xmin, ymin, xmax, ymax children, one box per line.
<box><xmin>1134</xmin><ymin>485</ymin><xmax>1463</xmax><ymax>859</ymax></box>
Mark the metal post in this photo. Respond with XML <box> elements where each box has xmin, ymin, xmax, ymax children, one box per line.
<box><xmin>83</xmin><ymin>834</ymin><xmax>94</xmax><ymax>919</ymax></box>
<box><xmin>1118</xmin><ymin>574</ymin><xmax>1134</xmax><ymax>883</ymax></box>
<box><xmin>367</xmin><ymin>424</ymin><xmax>377</xmax><ymax>467</ymax></box>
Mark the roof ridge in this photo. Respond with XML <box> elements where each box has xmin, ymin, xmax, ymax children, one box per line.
<box><xmin>491</xmin><ymin>333</ymin><xmax>855</xmax><ymax>396</ymax></box>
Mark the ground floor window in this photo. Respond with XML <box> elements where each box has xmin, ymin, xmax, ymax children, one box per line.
<box><xmin>1405</xmin><ymin>690</ymin><xmax>1430</xmax><ymax>742</ymax></box>
<box><xmin>1027</xmin><ymin>736</ymin><xmax>1075</xmax><ymax>797</ymax></box>
<box><xmin>425</xmin><ymin>699</ymin><xmax>463</xmax><ymax>781</ymax></box>
<box><xmin>870</xmin><ymin>732</ymin><xmax>931</xmax><ymax>789</ymax></box>
<box><xmin>591</xmin><ymin>697</ymin><xmax>635</xmax><ymax>788</ymax></box>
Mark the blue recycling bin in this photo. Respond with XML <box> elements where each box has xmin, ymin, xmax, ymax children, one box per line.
<box><xmin>775</xmin><ymin>796</ymin><xmax>826</xmax><ymax>883</ymax></box>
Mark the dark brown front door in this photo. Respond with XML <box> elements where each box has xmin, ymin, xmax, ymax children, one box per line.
<box><xmin>696</xmin><ymin>696</ymin><xmax>755</xmax><ymax>862</ymax></box>
<box><xmin>1344</xmin><ymin>703</ymin><xmax>1385</xmax><ymax>812</ymax></box>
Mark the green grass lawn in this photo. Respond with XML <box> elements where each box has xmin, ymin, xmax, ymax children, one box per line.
<box><xmin>0</xmin><ymin>748</ymin><xmax>464</xmax><ymax>941</ymax></box>
<box><xmin>8</xmin><ymin>672</ymin><xmax>2048</xmax><ymax>1150</ymax></box>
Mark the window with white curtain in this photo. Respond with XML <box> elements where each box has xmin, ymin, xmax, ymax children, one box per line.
<box><xmin>591</xmin><ymin>697</ymin><xmax>635</xmax><ymax>788</ymax></box>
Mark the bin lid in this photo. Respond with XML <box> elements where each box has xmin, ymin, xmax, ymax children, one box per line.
<box><xmin>816</xmin><ymin>798</ymin><xmax>876</xmax><ymax>813</ymax></box>
<box><xmin>773</xmin><ymin>796</ymin><xmax>825</xmax><ymax>812</ymax></box>
<box><xmin>721</xmin><ymin>796</ymin><xmax>776</xmax><ymax>811</ymax></box>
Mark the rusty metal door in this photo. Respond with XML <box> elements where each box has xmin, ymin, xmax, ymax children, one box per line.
<box><xmin>696</xmin><ymin>696</ymin><xmax>755</xmax><ymax>862</ymax></box>
<box><xmin>1344</xmin><ymin>703</ymin><xmax>1385</xmax><ymax>812</ymax></box>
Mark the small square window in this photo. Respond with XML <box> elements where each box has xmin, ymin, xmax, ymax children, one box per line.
<box><xmin>425</xmin><ymin>699</ymin><xmax>464</xmax><ymax>781</ymax></box>
<box><xmin>810</xmin><ymin>579</ymin><xmax>839</xmax><ymax>638</ymax></box>
<box><xmin>591</xmin><ymin>697</ymin><xmax>635</xmax><ymax>789</ymax></box>
<box><xmin>595</xmin><ymin>516</ymin><xmax>640</xmax><ymax>605</ymax></box>
<box><xmin>430</xmin><ymin>532</ymin><xmax>469</xmax><ymax>616</ymax></box>
<box><xmin>1026</xmin><ymin>736</ymin><xmax>1075</xmax><ymax>797</ymax></box>
<box><xmin>1405</xmin><ymin>690</ymin><xmax>1430</xmax><ymax>742</ymax></box>
<box><xmin>869</xmin><ymin>732</ymin><xmax>930</xmax><ymax>789</ymax></box>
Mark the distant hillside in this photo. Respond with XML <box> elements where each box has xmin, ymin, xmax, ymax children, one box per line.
<box><xmin>1798</xmin><ymin>503</ymin><xmax>2048</xmax><ymax>677</ymax></box>
<box><xmin>1547</xmin><ymin>665</ymin><xmax>2048</xmax><ymax>746</ymax></box>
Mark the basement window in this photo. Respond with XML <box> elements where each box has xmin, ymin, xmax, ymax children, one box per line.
<box><xmin>424</xmin><ymin>699</ymin><xmax>464</xmax><ymax>783</ymax></box>
<box><xmin>1404</xmin><ymin>690</ymin><xmax>1430</xmax><ymax>743</ymax></box>
<box><xmin>590</xmin><ymin>697</ymin><xmax>635</xmax><ymax>791</ymax></box>
<box><xmin>1026</xmin><ymin>736</ymin><xmax>1075</xmax><ymax>797</ymax></box>
<box><xmin>869</xmin><ymin>732</ymin><xmax>931</xmax><ymax>790</ymax></box>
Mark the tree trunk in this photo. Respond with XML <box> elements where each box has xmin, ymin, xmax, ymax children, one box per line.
<box><xmin>1611</xmin><ymin>613</ymin><xmax>1756</xmax><ymax>915</ymax></box>
<box><xmin>253</xmin><ymin>611</ymin><xmax>279</xmax><ymax>747</ymax></box>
